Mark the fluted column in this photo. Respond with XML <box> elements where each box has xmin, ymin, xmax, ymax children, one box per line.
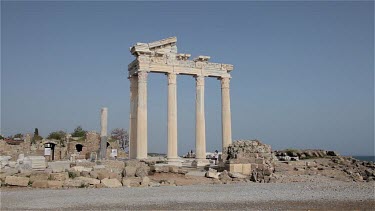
<box><xmin>129</xmin><ymin>76</ymin><xmax>138</xmax><ymax>159</ymax></box>
<box><xmin>167</xmin><ymin>73</ymin><xmax>180</xmax><ymax>165</ymax></box>
<box><xmin>221</xmin><ymin>77</ymin><xmax>232</xmax><ymax>151</ymax></box>
<box><xmin>195</xmin><ymin>75</ymin><xmax>206</xmax><ymax>160</ymax></box>
<box><xmin>136</xmin><ymin>71</ymin><xmax>148</xmax><ymax>159</ymax></box>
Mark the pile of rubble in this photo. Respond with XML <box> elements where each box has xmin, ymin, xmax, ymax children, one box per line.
<box><xmin>274</xmin><ymin>149</ymin><xmax>339</xmax><ymax>161</ymax></box>
<box><xmin>218</xmin><ymin>140</ymin><xmax>277</xmax><ymax>183</ymax></box>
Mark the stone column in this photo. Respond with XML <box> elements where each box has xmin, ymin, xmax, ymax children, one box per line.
<box><xmin>99</xmin><ymin>107</ymin><xmax>108</xmax><ymax>159</ymax></box>
<box><xmin>129</xmin><ymin>76</ymin><xmax>138</xmax><ymax>159</ymax></box>
<box><xmin>221</xmin><ymin>77</ymin><xmax>232</xmax><ymax>151</ymax></box>
<box><xmin>167</xmin><ymin>73</ymin><xmax>181</xmax><ymax>165</ymax></box>
<box><xmin>136</xmin><ymin>71</ymin><xmax>148</xmax><ymax>159</ymax></box>
<box><xmin>194</xmin><ymin>75</ymin><xmax>208</xmax><ymax>166</ymax></box>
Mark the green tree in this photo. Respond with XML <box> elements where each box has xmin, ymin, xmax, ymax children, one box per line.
<box><xmin>32</xmin><ymin>128</ymin><xmax>43</xmax><ymax>143</ymax></box>
<box><xmin>0</xmin><ymin>135</ymin><xmax>4</xmax><ymax>140</ymax></box>
<box><xmin>71</xmin><ymin>126</ymin><xmax>86</xmax><ymax>137</ymax></box>
<box><xmin>47</xmin><ymin>130</ymin><xmax>66</xmax><ymax>141</ymax></box>
<box><xmin>13</xmin><ymin>133</ymin><xmax>23</xmax><ymax>139</ymax></box>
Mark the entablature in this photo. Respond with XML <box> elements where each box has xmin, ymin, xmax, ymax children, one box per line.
<box><xmin>128</xmin><ymin>37</ymin><xmax>233</xmax><ymax>78</ymax></box>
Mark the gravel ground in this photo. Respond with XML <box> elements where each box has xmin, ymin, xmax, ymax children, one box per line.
<box><xmin>1</xmin><ymin>181</ymin><xmax>374</xmax><ymax>210</ymax></box>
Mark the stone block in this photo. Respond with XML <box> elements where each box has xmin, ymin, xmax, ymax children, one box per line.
<box><xmin>30</xmin><ymin>172</ymin><xmax>50</xmax><ymax>183</ymax></box>
<box><xmin>32</xmin><ymin>180</ymin><xmax>48</xmax><ymax>188</ymax></box>
<box><xmin>48</xmin><ymin>180</ymin><xmax>63</xmax><ymax>188</ymax></box>
<box><xmin>140</xmin><ymin>176</ymin><xmax>150</xmax><ymax>187</ymax></box>
<box><xmin>135</xmin><ymin>166</ymin><xmax>149</xmax><ymax>178</ymax></box>
<box><xmin>168</xmin><ymin>166</ymin><xmax>179</xmax><ymax>173</ymax></box>
<box><xmin>5</xmin><ymin>176</ymin><xmax>29</xmax><ymax>187</ymax></box>
<box><xmin>48</xmin><ymin>161</ymin><xmax>70</xmax><ymax>173</ymax></box>
<box><xmin>122</xmin><ymin>178</ymin><xmax>141</xmax><ymax>187</ymax></box>
<box><xmin>28</xmin><ymin>156</ymin><xmax>47</xmax><ymax>170</ymax></box>
<box><xmin>75</xmin><ymin>176</ymin><xmax>100</xmax><ymax>185</ymax></box>
<box><xmin>96</xmin><ymin>169</ymin><xmax>110</xmax><ymax>180</ymax></box>
<box><xmin>109</xmin><ymin>172</ymin><xmax>122</xmax><ymax>181</ymax></box>
<box><xmin>123</xmin><ymin>166</ymin><xmax>137</xmax><ymax>177</ymax></box>
<box><xmin>242</xmin><ymin>164</ymin><xmax>252</xmax><ymax>175</ymax></box>
<box><xmin>205</xmin><ymin>171</ymin><xmax>219</xmax><ymax>179</ymax></box>
<box><xmin>63</xmin><ymin>179</ymin><xmax>83</xmax><ymax>188</ymax></box>
<box><xmin>50</xmin><ymin>172</ymin><xmax>69</xmax><ymax>181</ymax></box>
<box><xmin>225</xmin><ymin>163</ymin><xmax>243</xmax><ymax>173</ymax></box>
<box><xmin>228</xmin><ymin>172</ymin><xmax>247</xmax><ymax>179</ymax></box>
<box><xmin>89</xmin><ymin>171</ymin><xmax>99</xmax><ymax>179</ymax></box>
<box><xmin>101</xmin><ymin>178</ymin><xmax>122</xmax><ymax>188</ymax></box>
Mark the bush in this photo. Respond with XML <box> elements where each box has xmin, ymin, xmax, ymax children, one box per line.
<box><xmin>71</xmin><ymin>126</ymin><xmax>86</xmax><ymax>138</ymax></box>
<box><xmin>47</xmin><ymin>131</ymin><xmax>66</xmax><ymax>141</ymax></box>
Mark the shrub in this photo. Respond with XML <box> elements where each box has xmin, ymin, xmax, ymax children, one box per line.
<box><xmin>71</xmin><ymin>126</ymin><xmax>86</xmax><ymax>138</ymax></box>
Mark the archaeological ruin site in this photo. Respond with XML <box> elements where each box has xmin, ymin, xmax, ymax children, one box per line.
<box><xmin>0</xmin><ymin>37</ymin><xmax>374</xmax><ymax>191</ymax></box>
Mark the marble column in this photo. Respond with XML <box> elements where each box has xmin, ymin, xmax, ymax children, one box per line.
<box><xmin>195</xmin><ymin>75</ymin><xmax>207</xmax><ymax>162</ymax></box>
<box><xmin>221</xmin><ymin>77</ymin><xmax>232</xmax><ymax>151</ymax></box>
<box><xmin>136</xmin><ymin>71</ymin><xmax>148</xmax><ymax>159</ymax></box>
<box><xmin>99</xmin><ymin>107</ymin><xmax>108</xmax><ymax>159</ymax></box>
<box><xmin>167</xmin><ymin>73</ymin><xmax>181</xmax><ymax>165</ymax></box>
<box><xmin>129</xmin><ymin>76</ymin><xmax>138</xmax><ymax>159</ymax></box>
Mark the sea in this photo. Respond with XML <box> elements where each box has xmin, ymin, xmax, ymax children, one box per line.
<box><xmin>352</xmin><ymin>156</ymin><xmax>375</xmax><ymax>162</ymax></box>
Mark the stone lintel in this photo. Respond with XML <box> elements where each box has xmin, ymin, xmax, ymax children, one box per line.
<box><xmin>148</xmin><ymin>36</ymin><xmax>177</xmax><ymax>49</ymax></box>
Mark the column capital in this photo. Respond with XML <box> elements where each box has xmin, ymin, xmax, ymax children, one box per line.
<box><xmin>138</xmin><ymin>71</ymin><xmax>148</xmax><ymax>83</ymax></box>
<box><xmin>220</xmin><ymin>77</ymin><xmax>230</xmax><ymax>89</ymax></box>
<box><xmin>167</xmin><ymin>73</ymin><xmax>177</xmax><ymax>85</ymax></box>
<box><xmin>195</xmin><ymin>75</ymin><xmax>205</xmax><ymax>86</ymax></box>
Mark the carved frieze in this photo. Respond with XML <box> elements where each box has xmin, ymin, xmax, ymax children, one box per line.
<box><xmin>205</xmin><ymin>62</ymin><xmax>222</xmax><ymax>70</ymax></box>
<box><xmin>150</xmin><ymin>56</ymin><xmax>166</xmax><ymax>64</ymax></box>
<box><xmin>138</xmin><ymin>56</ymin><xmax>151</xmax><ymax>63</ymax></box>
<box><xmin>195</xmin><ymin>62</ymin><xmax>207</xmax><ymax>69</ymax></box>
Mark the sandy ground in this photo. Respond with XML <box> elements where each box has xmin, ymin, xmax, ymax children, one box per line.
<box><xmin>1</xmin><ymin>181</ymin><xmax>374</xmax><ymax>210</ymax></box>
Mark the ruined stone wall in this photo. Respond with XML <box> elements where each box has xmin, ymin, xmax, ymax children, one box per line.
<box><xmin>222</xmin><ymin>140</ymin><xmax>276</xmax><ymax>182</ymax></box>
<box><xmin>0</xmin><ymin>140</ymin><xmax>38</xmax><ymax>161</ymax></box>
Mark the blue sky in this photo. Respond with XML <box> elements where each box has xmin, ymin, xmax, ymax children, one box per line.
<box><xmin>1</xmin><ymin>1</ymin><xmax>374</xmax><ymax>156</ymax></box>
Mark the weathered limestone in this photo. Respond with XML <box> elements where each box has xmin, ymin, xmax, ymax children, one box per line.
<box><xmin>194</xmin><ymin>75</ymin><xmax>209</xmax><ymax>166</ymax></box>
<box><xmin>101</xmin><ymin>178</ymin><xmax>122</xmax><ymax>188</ymax></box>
<box><xmin>128</xmin><ymin>37</ymin><xmax>234</xmax><ymax>165</ymax></box>
<box><xmin>129</xmin><ymin>77</ymin><xmax>138</xmax><ymax>159</ymax></box>
<box><xmin>167</xmin><ymin>73</ymin><xmax>181</xmax><ymax>166</ymax></box>
<box><xmin>99</xmin><ymin>107</ymin><xmax>108</xmax><ymax>159</ymax></box>
<box><xmin>136</xmin><ymin>71</ymin><xmax>148</xmax><ymax>159</ymax></box>
<box><xmin>221</xmin><ymin>77</ymin><xmax>232</xmax><ymax>150</ymax></box>
<box><xmin>5</xmin><ymin>176</ymin><xmax>29</xmax><ymax>187</ymax></box>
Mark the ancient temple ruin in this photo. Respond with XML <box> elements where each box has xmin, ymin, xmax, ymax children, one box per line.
<box><xmin>128</xmin><ymin>37</ymin><xmax>234</xmax><ymax>166</ymax></box>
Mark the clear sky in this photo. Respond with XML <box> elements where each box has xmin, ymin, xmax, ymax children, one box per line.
<box><xmin>1</xmin><ymin>1</ymin><xmax>374</xmax><ymax>156</ymax></box>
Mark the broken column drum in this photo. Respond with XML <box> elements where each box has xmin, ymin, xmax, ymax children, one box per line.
<box><xmin>127</xmin><ymin>37</ymin><xmax>234</xmax><ymax>165</ymax></box>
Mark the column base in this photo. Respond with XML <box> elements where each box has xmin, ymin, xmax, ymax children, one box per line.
<box><xmin>167</xmin><ymin>157</ymin><xmax>182</xmax><ymax>166</ymax></box>
<box><xmin>192</xmin><ymin>159</ymin><xmax>210</xmax><ymax>167</ymax></box>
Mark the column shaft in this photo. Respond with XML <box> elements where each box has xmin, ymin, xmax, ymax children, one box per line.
<box><xmin>167</xmin><ymin>73</ymin><xmax>178</xmax><ymax>160</ymax></box>
<box><xmin>136</xmin><ymin>71</ymin><xmax>148</xmax><ymax>159</ymax></box>
<box><xmin>99</xmin><ymin>107</ymin><xmax>108</xmax><ymax>159</ymax></box>
<box><xmin>195</xmin><ymin>75</ymin><xmax>206</xmax><ymax>160</ymax></box>
<box><xmin>129</xmin><ymin>76</ymin><xmax>138</xmax><ymax>159</ymax></box>
<box><xmin>221</xmin><ymin>77</ymin><xmax>232</xmax><ymax>151</ymax></box>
